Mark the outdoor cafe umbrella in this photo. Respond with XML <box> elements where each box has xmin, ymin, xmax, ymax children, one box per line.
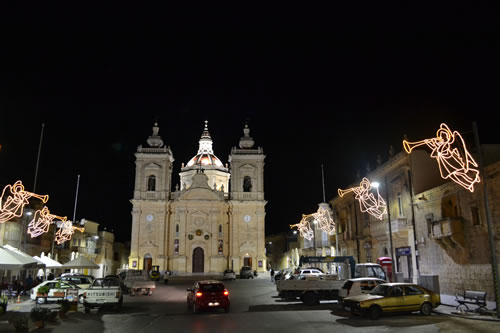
<box><xmin>0</xmin><ymin>246</ymin><xmax>40</xmax><ymax>270</ymax></box>
<box><xmin>61</xmin><ymin>255</ymin><xmax>99</xmax><ymax>269</ymax></box>
<box><xmin>33</xmin><ymin>256</ymin><xmax>62</xmax><ymax>269</ymax></box>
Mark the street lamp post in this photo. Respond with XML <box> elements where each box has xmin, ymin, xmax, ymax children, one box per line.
<box><xmin>372</xmin><ymin>180</ymin><xmax>396</xmax><ymax>281</ymax></box>
<box><xmin>22</xmin><ymin>209</ymin><xmax>33</xmax><ymax>252</ymax></box>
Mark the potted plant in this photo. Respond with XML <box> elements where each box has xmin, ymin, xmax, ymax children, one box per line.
<box><xmin>8</xmin><ymin>314</ymin><xmax>29</xmax><ymax>332</ymax></box>
<box><xmin>53</xmin><ymin>282</ymin><xmax>66</xmax><ymax>298</ymax></box>
<box><xmin>30</xmin><ymin>307</ymin><xmax>50</xmax><ymax>328</ymax></box>
<box><xmin>0</xmin><ymin>294</ymin><xmax>8</xmax><ymax>315</ymax></box>
<box><xmin>36</xmin><ymin>285</ymin><xmax>50</xmax><ymax>297</ymax></box>
<box><xmin>59</xmin><ymin>299</ymin><xmax>71</xmax><ymax>318</ymax></box>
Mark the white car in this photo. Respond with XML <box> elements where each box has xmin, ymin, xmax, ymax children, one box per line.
<box><xmin>223</xmin><ymin>269</ymin><xmax>236</xmax><ymax>280</ymax></box>
<box><xmin>58</xmin><ymin>275</ymin><xmax>94</xmax><ymax>289</ymax></box>
<box><xmin>30</xmin><ymin>280</ymin><xmax>85</xmax><ymax>304</ymax></box>
<box><xmin>298</xmin><ymin>268</ymin><xmax>324</xmax><ymax>277</ymax></box>
<box><xmin>338</xmin><ymin>277</ymin><xmax>386</xmax><ymax>307</ymax></box>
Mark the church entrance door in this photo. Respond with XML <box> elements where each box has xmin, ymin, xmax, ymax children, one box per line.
<box><xmin>192</xmin><ymin>247</ymin><xmax>204</xmax><ymax>273</ymax></box>
<box><xmin>244</xmin><ymin>257</ymin><xmax>252</xmax><ymax>267</ymax></box>
<box><xmin>143</xmin><ymin>254</ymin><xmax>152</xmax><ymax>273</ymax></box>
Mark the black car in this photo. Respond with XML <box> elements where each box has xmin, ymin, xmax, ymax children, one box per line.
<box><xmin>239</xmin><ymin>266</ymin><xmax>254</xmax><ymax>279</ymax></box>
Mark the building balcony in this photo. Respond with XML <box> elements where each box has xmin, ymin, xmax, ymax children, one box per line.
<box><xmin>431</xmin><ymin>217</ymin><xmax>465</xmax><ymax>249</ymax></box>
<box><xmin>371</xmin><ymin>220</ymin><xmax>388</xmax><ymax>241</ymax></box>
<box><xmin>134</xmin><ymin>191</ymin><xmax>169</xmax><ymax>200</ymax></box>
<box><xmin>390</xmin><ymin>217</ymin><xmax>409</xmax><ymax>239</ymax></box>
<box><xmin>370</xmin><ymin>217</ymin><xmax>409</xmax><ymax>241</ymax></box>
<box><xmin>230</xmin><ymin>192</ymin><xmax>264</xmax><ymax>201</ymax></box>
<box><xmin>71</xmin><ymin>246</ymin><xmax>100</xmax><ymax>255</ymax></box>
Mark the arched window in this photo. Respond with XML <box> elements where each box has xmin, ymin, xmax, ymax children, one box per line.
<box><xmin>175</xmin><ymin>224</ymin><xmax>179</xmax><ymax>237</ymax></box>
<box><xmin>243</xmin><ymin>176</ymin><xmax>252</xmax><ymax>192</ymax></box>
<box><xmin>218</xmin><ymin>224</ymin><xmax>223</xmax><ymax>237</ymax></box>
<box><xmin>147</xmin><ymin>175</ymin><xmax>156</xmax><ymax>191</ymax></box>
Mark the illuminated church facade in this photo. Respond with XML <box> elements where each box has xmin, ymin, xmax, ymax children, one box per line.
<box><xmin>129</xmin><ymin>121</ymin><xmax>266</xmax><ymax>275</ymax></box>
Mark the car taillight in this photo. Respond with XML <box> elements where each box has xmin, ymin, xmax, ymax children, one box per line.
<box><xmin>196</xmin><ymin>292</ymin><xmax>203</xmax><ymax>297</ymax></box>
<box><xmin>223</xmin><ymin>290</ymin><xmax>229</xmax><ymax>296</ymax></box>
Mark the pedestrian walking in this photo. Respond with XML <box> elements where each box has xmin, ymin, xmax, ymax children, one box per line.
<box><xmin>270</xmin><ymin>269</ymin><xmax>275</xmax><ymax>282</ymax></box>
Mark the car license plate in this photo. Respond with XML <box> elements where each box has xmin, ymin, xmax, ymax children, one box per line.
<box><xmin>344</xmin><ymin>306</ymin><xmax>351</xmax><ymax>311</ymax></box>
<box><xmin>208</xmin><ymin>302</ymin><xmax>220</xmax><ymax>306</ymax></box>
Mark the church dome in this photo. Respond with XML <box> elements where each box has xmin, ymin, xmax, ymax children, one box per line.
<box><xmin>186</xmin><ymin>121</ymin><xmax>225</xmax><ymax>168</ymax></box>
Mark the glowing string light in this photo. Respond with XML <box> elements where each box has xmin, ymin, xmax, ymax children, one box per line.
<box><xmin>314</xmin><ymin>205</ymin><xmax>335</xmax><ymax>235</ymax></box>
<box><xmin>55</xmin><ymin>221</ymin><xmax>84</xmax><ymax>245</ymax></box>
<box><xmin>403</xmin><ymin>123</ymin><xmax>480</xmax><ymax>192</ymax></box>
<box><xmin>27</xmin><ymin>206</ymin><xmax>67</xmax><ymax>238</ymax></box>
<box><xmin>290</xmin><ymin>213</ymin><xmax>315</xmax><ymax>241</ymax></box>
<box><xmin>290</xmin><ymin>206</ymin><xmax>336</xmax><ymax>240</ymax></box>
<box><xmin>338</xmin><ymin>177</ymin><xmax>387</xmax><ymax>220</ymax></box>
<box><xmin>0</xmin><ymin>180</ymin><xmax>49</xmax><ymax>223</ymax></box>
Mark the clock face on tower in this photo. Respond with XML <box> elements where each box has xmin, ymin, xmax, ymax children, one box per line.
<box><xmin>146</xmin><ymin>214</ymin><xmax>154</xmax><ymax>222</ymax></box>
<box><xmin>244</xmin><ymin>215</ymin><xmax>251</xmax><ymax>223</ymax></box>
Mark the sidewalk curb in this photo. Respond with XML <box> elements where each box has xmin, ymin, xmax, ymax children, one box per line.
<box><xmin>434</xmin><ymin>305</ymin><xmax>500</xmax><ymax>322</ymax></box>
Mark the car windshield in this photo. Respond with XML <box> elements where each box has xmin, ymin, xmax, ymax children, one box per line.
<box><xmin>370</xmin><ymin>285</ymin><xmax>391</xmax><ymax>296</ymax></box>
<box><xmin>93</xmin><ymin>278</ymin><xmax>120</xmax><ymax>287</ymax></box>
<box><xmin>199</xmin><ymin>284</ymin><xmax>225</xmax><ymax>292</ymax></box>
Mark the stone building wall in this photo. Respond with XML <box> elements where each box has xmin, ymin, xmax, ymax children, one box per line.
<box><xmin>415</xmin><ymin>161</ymin><xmax>500</xmax><ymax>300</ymax></box>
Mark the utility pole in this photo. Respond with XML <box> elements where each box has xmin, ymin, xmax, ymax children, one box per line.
<box><xmin>384</xmin><ymin>177</ymin><xmax>396</xmax><ymax>281</ymax></box>
<box><xmin>33</xmin><ymin>123</ymin><xmax>45</xmax><ymax>193</ymax></box>
<box><xmin>473</xmin><ymin>122</ymin><xmax>500</xmax><ymax>318</ymax></box>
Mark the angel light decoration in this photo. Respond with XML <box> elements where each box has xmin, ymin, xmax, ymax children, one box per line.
<box><xmin>403</xmin><ymin>123</ymin><xmax>480</xmax><ymax>192</ymax></box>
<box><xmin>0</xmin><ymin>180</ymin><xmax>49</xmax><ymax>223</ymax></box>
<box><xmin>27</xmin><ymin>206</ymin><xmax>67</xmax><ymax>238</ymax></box>
<box><xmin>55</xmin><ymin>221</ymin><xmax>85</xmax><ymax>245</ymax></box>
<box><xmin>338</xmin><ymin>177</ymin><xmax>387</xmax><ymax>220</ymax></box>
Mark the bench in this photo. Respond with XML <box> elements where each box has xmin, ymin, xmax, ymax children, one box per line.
<box><xmin>455</xmin><ymin>290</ymin><xmax>487</xmax><ymax>311</ymax></box>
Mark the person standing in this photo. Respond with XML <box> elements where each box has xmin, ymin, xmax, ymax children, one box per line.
<box><xmin>270</xmin><ymin>269</ymin><xmax>275</xmax><ymax>282</ymax></box>
<box><xmin>25</xmin><ymin>274</ymin><xmax>33</xmax><ymax>292</ymax></box>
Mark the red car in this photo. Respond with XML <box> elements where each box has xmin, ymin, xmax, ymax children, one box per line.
<box><xmin>187</xmin><ymin>280</ymin><xmax>230</xmax><ymax>313</ymax></box>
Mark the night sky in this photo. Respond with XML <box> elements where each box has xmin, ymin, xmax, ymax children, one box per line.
<box><xmin>1</xmin><ymin>6</ymin><xmax>498</xmax><ymax>242</ymax></box>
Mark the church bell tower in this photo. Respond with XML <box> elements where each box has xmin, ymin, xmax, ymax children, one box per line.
<box><xmin>129</xmin><ymin>122</ymin><xmax>174</xmax><ymax>272</ymax></box>
<box><xmin>228</xmin><ymin>124</ymin><xmax>267</xmax><ymax>272</ymax></box>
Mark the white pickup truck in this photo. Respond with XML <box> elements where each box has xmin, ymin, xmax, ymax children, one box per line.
<box><xmin>277</xmin><ymin>262</ymin><xmax>387</xmax><ymax>305</ymax></box>
<box><xmin>82</xmin><ymin>278</ymin><xmax>123</xmax><ymax>313</ymax></box>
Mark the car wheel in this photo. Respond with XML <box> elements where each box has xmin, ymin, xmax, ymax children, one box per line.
<box><xmin>368</xmin><ymin>305</ymin><xmax>382</xmax><ymax>320</ymax></box>
<box><xmin>36</xmin><ymin>297</ymin><xmax>46</xmax><ymax>305</ymax></box>
<box><xmin>84</xmin><ymin>306</ymin><xmax>91</xmax><ymax>314</ymax></box>
<box><xmin>420</xmin><ymin>302</ymin><xmax>432</xmax><ymax>316</ymax></box>
<box><xmin>302</xmin><ymin>292</ymin><xmax>318</xmax><ymax>306</ymax></box>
